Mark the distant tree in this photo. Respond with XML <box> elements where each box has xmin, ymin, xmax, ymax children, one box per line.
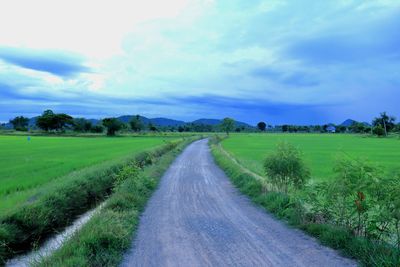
<box><xmin>73</xmin><ymin>118</ymin><xmax>92</xmax><ymax>132</ymax></box>
<box><xmin>349</xmin><ymin>122</ymin><xmax>366</xmax><ymax>133</ymax></box>
<box><xmin>36</xmin><ymin>110</ymin><xmax>73</xmax><ymax>132</ymax></box>
<box><xmin>372</xmin><ymin>112</ymin><xmax>396</xmax><ymax>136</ymax></box>
<box><xmin>396</xmin><ymin>123</ymin><xmax>400</xmax><ymax>133</ymax></box>
<box><xmin>90</xmin><ymin>125</ymin><xmax>104</xmax><ymax>133</ymax></box>
<box><xmin>314</xmin><ymin>125</ymin><xmax>321</xmax><ymax>132</ymax></box>
<box><xmin>178</xmin><ymin>126</ymin><xmax>184</xmax><ymax>132</ymax></box>
<box><xmin>148</xmin><ymin>122</ymin><xmax>157</xmax><ymax>132</ymax></box>
<box><xmin>282</xmin><ymin>125</ymin><xmax>289</xmax><ymax>132</ymax></box>
<box><xmin>257</xmin><ymin>121</ymin><xmax>267</xmax><ymax>131</ymax></box>
<box><xmin>373</xmin><ymin>125</ymin><xmax>385</xmax><ymax>137</ymax></box>
<box><xmin>220</xmin><ymin>117</ymin><xmax>235</xmax><ymax>135</ymax></box>
<box><xmin>36</xmin><ymin>110</ymin><xmax>54</xmax><ymax>131</ymax></box>
<box><xmin>10</xmin><ymin>116</ymin><xmax>29</xmax><ymax>131</ymax></box>
<box><xmin>337</xmin><ymin>125</ymin><xmax>347</xmax><ymax>133</ymax></box>
<box><xmin>102</xmin><ymin>118</ymin><xmax>122</xmax><ymax>136</ymax></box>
<box><xmin>129</xmin><ymin>115</ymin><xmax>143</xmax><ymax>132</ymax></box>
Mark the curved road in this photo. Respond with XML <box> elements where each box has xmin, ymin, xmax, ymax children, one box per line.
<box><xmin>121</xmin><ymin>139</ymin><xmax>356</xmax><ymax>267</ymax></box>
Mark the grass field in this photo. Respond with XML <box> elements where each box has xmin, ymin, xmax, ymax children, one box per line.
<box><xmin>221</xmin><ymin>133</ymin><xmax>400</xmax><ymax>181</ymax></box>
<box><xmin>0</xmin><ymin>135</ymin><xmax>175</xmax><ymax>213</ymax></box>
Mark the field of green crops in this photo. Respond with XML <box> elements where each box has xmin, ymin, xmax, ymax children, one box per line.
<box><xmin>222</xmin><ymin>133</ymin><xmax>400</xmax><ymax>181</ymax></box>
<box><xmin>0</xmin><ymin>135</ymin><xmax>176</xmax><ymax>213</ymax></box>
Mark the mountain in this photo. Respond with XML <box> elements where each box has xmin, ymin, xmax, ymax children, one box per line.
<box><xmin>191</xmin><ymin>118</ymin><xmax>252</xmax><ymax>127</ymax></box>
<box><xmin>3</xmin><ymin>114</ymin><xmax>253</xmax><ymax>129</ymax></box>
<box><xmin>191</xmin><ymin>118</ymin><xmax>222</xmax><ymax>125</ymax></box>
<box><xmin>340</xmin><ymin>119</ymin><xmax>371</xmax><ymax>127</ymax></box>
<box><xmin>116</xmin><ymin>116</ymin><xmax>251</xmax><ymax>127</ymax></box>
<box><xmin>116</xmin><ymin>116</ymin><xmax>184</xmax><ymax>126</ymax></box>
<box><xmin>340</xmin><ymin>119</ymin><xmax>356</xmax><ymax>127</ymax></box>
<box><xmin>150</xmin><ymin>118</ymin><xmax>185</xmax><ymax>126</ymax></box>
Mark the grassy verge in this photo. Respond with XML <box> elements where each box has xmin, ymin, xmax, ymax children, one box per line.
<box><xmin>37</xmin><ymin>137</ymin><xmax>199</xmax><ymax>266</ymax></box>
<box><xmin>211</xmin><ymin>139</ymin><xmax>399</xmax><ymax>266</ymax></box>
<box><xmin>0</xmin><ymin>138</ymin><xmax>186</xmax><ymax>264</ymax></box>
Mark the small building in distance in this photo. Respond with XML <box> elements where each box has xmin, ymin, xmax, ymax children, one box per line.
<box><xmin>326</xmin><ymin>125</ymin><xmax>336</xmax><ymax>133</ymax></box>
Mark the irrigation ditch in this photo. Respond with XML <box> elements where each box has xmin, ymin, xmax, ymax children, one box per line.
<box><xmin>1</xmin><ymin>136</ymin><xmax>200</xmax><ymax>265</ymax></box>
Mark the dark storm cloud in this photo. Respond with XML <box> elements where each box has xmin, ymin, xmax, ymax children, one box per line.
<box><xmin>0</xmin><ymin>47</ymin><xmax>90</xmax><ymax>78</ymax></box>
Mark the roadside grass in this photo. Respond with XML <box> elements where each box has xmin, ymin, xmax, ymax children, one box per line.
<box><xmin>0</xmin><ymin>135</ymin><xmax>177</xmax><ymax>213</ymax></box>
<box><xmin>211</xmin><ymin>139</ymin><xmax>399</xmax><ymax>266</ymax></box>
<box><xmin>0</xmin><ymin>137</ymin><xmax>186</xmax><ymax>264</ymax></box>
<box><xmin>222</xmin><ymin>133</ymin><xmax>400</xmax><ymax>181</ymax></box>
<box><xmin>37</xmin><ymin>137</ymin><xmax>198</xmax><ymax>266</ymax></box>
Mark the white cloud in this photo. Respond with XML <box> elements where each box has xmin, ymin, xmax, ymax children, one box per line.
<box><xmin>0</xmin><ymin>0</ymin><xmax>191</xmax><ymax>59</ymax></box>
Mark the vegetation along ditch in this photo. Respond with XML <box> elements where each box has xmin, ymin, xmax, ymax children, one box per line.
<box><xmin>36</xmin><ymin>136</ymin><xmax>200</xmax><ymax>266</ymax></box>
<box><xmin>210</xmin><ymin>135</ymin><xmax>400</xmax><ymax>266</ymax></box>
<box><xmin>0</xmin><ymin>136</ymin><xmax>197</xmax><ymax>265</ymax></box>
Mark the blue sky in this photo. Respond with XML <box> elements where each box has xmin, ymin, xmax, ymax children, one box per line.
<box><xmin>0</xmin><ymin>0</ymin><xmax>399</xmax><ymax>125</ymax></box>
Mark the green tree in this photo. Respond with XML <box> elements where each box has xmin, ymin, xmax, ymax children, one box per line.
<box><xmin>337</xmin><ymin>125</ymin><xmax>347</xmax><ymax>133</ymax></box>
<box><xmin>90</xmin><ymin>125</ymin><xmax>104</xmax><ymax>133</ymax></box>
<box><xmin>36</xmin><ymin>110</ymin><xmax>73</xmax><ymax>132</ymax></box>
<box><xmin>72</xmin><ymin>118</ymin><xmax>92</xmax><ymax>132</ymax></box>
<box><xmin>129</xmin><ymin>115</ymin><xmax>143</xmax><ymax>132</ymax></box>
<box><xmin>10</xmin><ymin>116</ymin><xmax>29</xmax><ymax>131</ymax></box>
<box><xmin>349</xmin><ymin>122</ymin><xmax>366</xmax><ymax>133</ymax></box>
<box><xmin>257</xmin><ymin>121</ymin><xmax>267</xmax><ymax>131</ymax></box>
<box><xmin>147</xmin><ymin>122</ymin><xmax>157</xmax><ymax>132</ymax></box>
<box><xmin>373</xmin><ymin>125</ymin><xmax>385</xmax><ymax>137</ymax></box>
<box><xmin>220</xmin><ymin>117</ymin><xmax>235</xmax><ymax>135</ymax></box>
<box><xmin>372</xmin><ymin>112</ymin><xmax>396</xmax><ymax>136</ymax></box>
<box><xmin>102</xmin><ymin>118</ymin><xmax>122</xmax><ymax>136</ymax></box>
<box><xmin>264</xmin><ymin>142</ymin><xmax>310</xmax><ymax>192</ymax></box>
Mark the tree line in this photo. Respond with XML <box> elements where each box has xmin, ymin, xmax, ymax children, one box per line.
<box><xmin>3</xmin><ymin>111</ymin><xmax>242</xmax><ymax>136</ymax></box>
<box><xmin>255</xmin><ymin>112</ymin><xmax>399</xmax><ymax>137</ymax></box>
<box><xmin>3</xmin><ymin>110</ymin><xmax>399</xmax><ymax>137</ymax></box>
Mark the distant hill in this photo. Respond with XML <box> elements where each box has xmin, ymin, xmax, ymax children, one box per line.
<box><xmin>116</xmin><ymin>116</ymin><xmax>184</xmax><ymax>126</ymax></box>
<box><xmin>3</xmin><ymin>114</ymin><xmax>253</xmax><ymax>128</ymax></box>
<box><xmin>340</xmin><ymin>119</ymin><xmax>356</xmax><ymax>127</ymax></box>
<box><xmin>191</xmin><ymin>118</ymin><xmax>221</xmax><ymax>125</ymax></box>
<box><xmin>116</xmin><ymin>116</ymin><xmax>251</xmax><ymax>127</ymax></box>
<box><xmin>150</xmin><ymin>118</ymin><xmax>185</xmax><ymax>126</ymax></box>
<box><xmin>192</xmin><ymin>118</ymin><xmax>251</xmax><ymax>127</ymax></box>
<box><xmin>340</xmin><ymin>119</ymin><xmax>371</xmax><ymax>127</ymax></box>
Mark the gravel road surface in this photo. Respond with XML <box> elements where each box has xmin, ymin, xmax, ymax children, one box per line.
<box><xmin>121</xmin><ymin>139</ymin><xmax>357</xmax><ymax>267</ymax></box>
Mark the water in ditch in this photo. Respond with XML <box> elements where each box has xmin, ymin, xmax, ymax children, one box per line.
<box><xmin>6</xmin><ymin>203</ymin><xmax>105</xmax><ymax>267</ymax></box>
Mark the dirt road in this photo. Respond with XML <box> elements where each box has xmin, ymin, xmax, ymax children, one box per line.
<box><xmin>121</xmin><ymin>139</ymin><xmax>356</xmax><ymax>267</ymax></box>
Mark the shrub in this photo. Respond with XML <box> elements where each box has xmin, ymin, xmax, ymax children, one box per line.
<box><xmin>373</xmin><ymin>125</ymin><xmax>385</xmax><ymax>137</ymax></box>
<box><xmin>264</xmin><ymin>142</ymin><xmax>310</xmax><ymax>192</ymax></box>
<box><xmin>102</xmin><ymin>118</ymin><xmax>122</xmax><ymax>136</ymax></box>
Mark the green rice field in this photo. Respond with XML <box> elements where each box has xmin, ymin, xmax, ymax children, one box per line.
<box><xmin>222</xmin><ymin>133</ymin><xmax>400</xmax><ymax>181</ymax></box>
<box><xmin>0</xmin><ymin>135</ymin><xmax>176</xmax><ymax>213</ymax></box>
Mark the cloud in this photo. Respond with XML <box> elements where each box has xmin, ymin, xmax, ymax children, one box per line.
<box><xmin>250</xmin><ymin>66</ymin><xmax>319</xmax><ymax>87</ymax></box>
<box><xmin>1</xmin><ymin>1</ymin><xmax>400</xmax><ymax>124</ymax></box>
<box><xmin>286</xmin><ymin>10</ymin><xmax>400</xmax><ymax>65</ymax></box>
<box><xmin>0</xmin><ymin>47</ymin><xmax>90</xmax><ymax>78</ymax></box>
